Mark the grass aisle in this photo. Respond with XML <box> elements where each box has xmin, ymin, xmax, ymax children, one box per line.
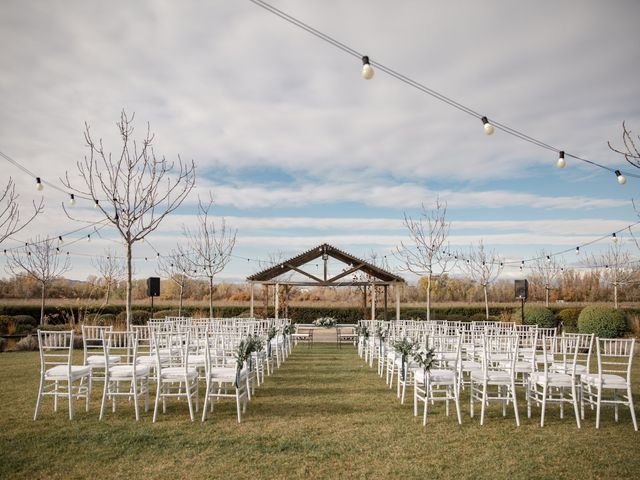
<box><xmin>0</xmin><ymin>344</ymin><xmax>639</xmax><ymax>479</ymax></box>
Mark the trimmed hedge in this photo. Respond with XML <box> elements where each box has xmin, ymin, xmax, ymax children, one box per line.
<box><xmin>557</xmin><ymin>308</ymin><xmax>582</xmax><ymax>333</ymax></box>
<box><xmin>521</xmin><ymin>306</ymin><xmax>557</xmax><ymax>328</ymax></box>
<box><xmin>578</xmin><ymin>306</ymin><xmax>627</xmax><ymax>338</ymax></box>
<box><xmin>116</xmin><ymin>310</ymin><xmax>151</xmax><ymax>325</ymax></box>
<box><xmin>152</xmin><ymin>309</ymin><xmax>181</xmax><ymax>319</ymax></box>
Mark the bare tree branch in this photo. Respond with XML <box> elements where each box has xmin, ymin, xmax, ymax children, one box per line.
<box><xmin>92</xmin><ymin>248</ymin><xmax>125</xmax><ymax>305</ymax></box>
<box><xmin>0</xmin><ymin>177</ymin><xmax>44</xmax><ymax>245</ymax></box>
<box><xmin>6</xmin><ymin>236</ymin><xmax>71</xmax><ymax>324</ymax></box>
<box><xmin>60</xmin><ymin>111</ymin><xmax>196</xmax><ymax>328</ymax></box>
<box><xmin>182</xmin><ymin>194</ymin><xmax>237</xmax><ymax>318</ymax></box>
<box><xmin>460</xmin><ymin>240</ymin><xmax>504</xmax><ymax>318</ymax></box>
<box><xmin>532</xmin><ymin>250</ymin><xmax>564</xmax><ymax>307</ymax></box>
<box><xmin>393</xmin><ymin>198</ymin><xmax>455</xmax><ymax>320</ymax></box>
<box><xmin>157</xmin><ymin>248</ymin><xmax>191</xmax><ymax>316</ymax></box>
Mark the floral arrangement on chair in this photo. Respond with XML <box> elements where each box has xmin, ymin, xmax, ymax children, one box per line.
<box><xmin>266</xmin><ymin>326</ymin><xmax>277</xmax><ymax>357</ymax></box>
<box><xmin>413</xmin><ymin>345</ymin><xmax>436</xmax><ymax>372</ymax></box>
<box><xmin>355</xmin><ymin>325</ymin><xmax>369</xmax><ymax>338</ymax></box>
<box><xmin>313</xmin><ymin>317</ymin><xmax>337</xmax><ymax>328</ymax></box>
<box><xmin>391</xmin><ymin>337</ymin><xmax>417</xmax><ymax>381</ymax></box>
<box><xmin>235</xmin><ymin>334</ymin><xmax>265</xmax><ymax>386</ymax></box>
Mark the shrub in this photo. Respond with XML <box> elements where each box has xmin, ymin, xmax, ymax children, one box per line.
<box><xmin>98</xmin><ymin>314</ymin><xmax>116</xmax><ymax>325</ymax></box>
<box><xmin>521</xmin><ymin>306</ymin><xmax>557</xmax><ymax>328</ymax></box>
<box><xmin>557</xmin><ymin>308</ymin><xmax>582</xmax><ymax>333</ymax></box>
<box><xmin>44</xmin><ymin>308</ymin><xmax>72</xmax><ymax>325</ymax></box>
<box><xmin>13</xmin><ymin>315</ymin><xmax>38</xmax><ymax>328</ymax></box>
<box><xmin>39</xmin><ymin>324</ymin><xmax>73</xmax><ymax>332</ymax></box>
<box><xmin>14</xmin><ymin>335</ymin><xmax>39</xmax><ymax>351</ymax></box>
<box><xmin>445</xmin><ymin>314</ymin><xmax>468</xmax><ymax>322</ymax></box>
<box><xmin>0</xmin><ymin>337</ymin><xmax>6</xmax><ymax>352</ymax></box>
<box><xmin>14</xmin><ymin>323</ymin><xmax>35</xmax><ymax>335</ymax></box>
<box><xmin>152</xmin><ymin>309</ymin><xmax>180</xmax><ymax>319</ymax></box>
<box><xmin>578</xmin><ymin>306</ymin><xmax>627</xmax><ymax>338</ymax></box>
<box><xmin>116</xmin><ymin>310</ymin><xmax>151</xmax><ymax>325</ymax></box>
<box><xmin>0</xmin><ymin>315</ymin><xmax>16</xmax><ymax>335</ymax></box>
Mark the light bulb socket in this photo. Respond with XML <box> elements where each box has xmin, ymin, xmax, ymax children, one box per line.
<box><xmin>362</xmin><ymin>55</ymin><xmax>370</xmax><ymax>66</ymax></box>
<box><xmin>481</xmin><ymin>116</ymin><xmax>489</xmax><ymax>125</ymax></box>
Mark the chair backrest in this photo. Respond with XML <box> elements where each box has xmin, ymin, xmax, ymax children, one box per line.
<box><xmin>542</xmin><ymin>333</ymin><xmax>580</xmax><ymax>375</ymax></box>
<box><xmin>102</xmin><ymin>331</ymin><xmax>138</xmax><ymax>368</ymax></box>
<box><xmin>152</xmin><ymin>330</ymin><xmax>191</xmax><ymax>371</ymax></box>
<box><xmin>131</xmin><ymin>325</ymin><xmax>150</xmax><ymax>355</ymax></box>
<box><xmin>563</xmin><ymin>332</ymin><xmax>594</xmax><ymax>373</ymax></box>
<box><xmin>596</xmin><ymin>337</ymin><xmax>635</xmax><ymax>383</ymax></box>
<box><xmin>480</xmin><ymin>334</ymin><xmax>519</xmax><ymax>375</ymax></box>
<box><xmin>82</xmin><ymin>325</ymin><xmax>113</xmax><ymax>364</ymax></box>
<box><xmin>431</xmin><ymin>333</ymin><xmax>462</xmax><ymax>369</ymax></box>
<box><xmin>38</xmin><ymin>330</ymin><xmax>74</xmax><ymax>373</ymax></box>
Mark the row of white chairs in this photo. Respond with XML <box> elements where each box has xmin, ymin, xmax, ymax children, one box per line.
<box><xmin>357</xmin><ymin>319</ymin><xmax>637</xmax><ymax>430</ymax></box>
<box><xmin>33</xmin><ymin>317</ymin><xmax>293</xmax><ymax>422</ymax></box>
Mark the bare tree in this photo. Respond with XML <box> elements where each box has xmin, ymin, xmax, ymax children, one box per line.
<box><xmin>157</xmin><ymin>248</ymin><xmax>191</xmax><ymax>316</ymax></box>
<box><xmin>61</xmin><ymin>111</ymin><xmax>196</xmax><ymax>328</ymax></box>
<box><xmin>92</xmin><ymin>248</ymin><xmax>125</xmax><ymax>305</ymax></box>
<box><xmin>0</xmin><ymin>177</ymin><xmax>43</xmax><ymax>245</ymax></box>
<box><xmin>609</xmin><ymin>121</ymin><xmax>640</xmax><ymax>169</ymax></box>
<box><xmin>587</xmin><ymin>240</ymin><xmax>638</xmax><ymax>309</ymax></box>
<box><xmin>532</xmin><ymin>250</ymin><xmax>563</xmax><ymax>307</ymax></box>
<box><xmin>182</xmin><ymin>195</ymin><xmax>236</xmax><ymax>318</ymax></box>
<box><xmin>6</xmin><ymin>236</ymin><xmax>71</xmax><ymax>325</ymax></box>
<box><xmin>460</xmin><ymin>240</ymin><xmax>504</xmax><ymax>319</ymax></box>
<box><xmin>394</xmin><ymin>199</ymin><xmax>455</xmax><ymax>321</ymax></box>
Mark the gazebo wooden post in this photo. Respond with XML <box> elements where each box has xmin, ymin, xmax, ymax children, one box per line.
<box><xmin>371</xmin><ymin>282</ymin><xmax>376</xmax><ymax>320</ymax></box>
<box><xmin>275</xmin><ymin>282</ymin><xmax>279</xmax><ymax>320</ymax></box>
<box><xmin>363</xmin><ymin>287</ymin><xmax>367</xmax><ymax>317</ymax></box>
<box><xmin>263</xmin><ymin>283</ymin><xmax>269</xmax><ymax>318</ymax></box>
<box><xmin>384</xmin><ymin>284</ymin><xmax>388</xmax><ymax>321</ymax></box>
<box><xmin>250</xmin><ymin>282</ymin><xmax>254</xmax><ymax>318</ymax></box>
<box><xmin>395</xmin><ymin>282</ymin><xmax>401</xmax><ymax>321</ymax></box>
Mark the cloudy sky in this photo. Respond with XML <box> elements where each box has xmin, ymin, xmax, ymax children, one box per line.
<box><xmin>1</xmin><ymin>0</ymin><xmax>639</xmax><ymax>283</ymax></box>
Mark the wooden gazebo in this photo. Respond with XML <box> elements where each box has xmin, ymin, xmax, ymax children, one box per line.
<box><xmin>246</xmin><ymin>243</ymin><xmax>405</xmax><ymax>320</ymax></box>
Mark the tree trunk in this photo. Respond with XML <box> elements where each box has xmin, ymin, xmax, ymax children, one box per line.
<box><xmin>545</xmin><ymin>286</ymin><xmax>549</xmax><ymax>307</ymax></box>
<box><xmin>105</xmin><ymin>280</ymin><xmax>111</xmax><ymax>305</ymax></box>
<box><xmin>126</xmin><ymin>242</ymin><xmax>133</xmax><ymax>330</ymax></box>
<box><xmin>208</xmin><ymin>276</ymin><xmax>214</xmax><ymax>318</ymax></box>
<box><xmin>40</xmin><ymin>282</ymin><xmax>46</xmax><ymax>326</ymax></box>
<box><xmin>426</xmin><ymin>274</ymin><xmax>432</xmax><ymax>321</ymax></box>
<box><xmin>483</xmin><ymin>285</ymin><xmax>489</xmax><ymax>319</ymax></box>
<box><xmin>614</xmin><ymin>283</ymin><xmax>618</xmax><ymax>309</ymax></box>
<box><xmin>178</xmin><ymin>281</ymin><xmax>184</xmax><ymax>317</ymax></box>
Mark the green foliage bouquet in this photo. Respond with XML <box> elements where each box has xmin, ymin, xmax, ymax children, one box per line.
<box><xmin>392</xmin><ymin>337</ymin><xmax>416</xmax><ymax>381</ymax></box>
<box><xmin>313</xmin><ymin>317</ymin><xmax>337</xmax><ymax>328</ymax></box>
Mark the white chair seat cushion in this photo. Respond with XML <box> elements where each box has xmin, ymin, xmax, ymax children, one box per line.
<box><xmin>137</xmin><ymin>355</ymin><xmax>170</xmax><ymax>365</ymax></box>
<box><xmin>109</xmin><ymin>364</ymin><xmax>150</xmax><ymax>377</ymax></box>
<box><xmin>416</xmin><ymin>369</ymin><xmax>456</xmax><ymax>384</ymax></box>
<box><xmin>461</xmin><ymin>360</ymin><xmax>482</xmax><ymax>371</ymax></box>
<box><xmin>87</xmin><ymin>355</ymin><xmax>121</xmax><ymax>366</ymax></box>
<box><xmin>160</xmin><ymin>367</ymin><xmax>198</xmax><ymax>380</ymax></box>
<box><xmin>531</xmin><ymin>372</ymin><xmax>575</xmax><ymax>387</ymax></box>
<box><xmin>45</xmin><ymin>365</ymin><xmax>91</xmax><ymax>380</ymax></box>
<box><xmin>550</xmin><ymin>363</ymin><xmax>587</xmax><ymax>374</ymax></box>
<box><xmin>470</xmin><ymin>371</ymin><xmax>513</xmax><ymax>384</ymax></box>
<box><xmin>581</xmin><ymin>373</ymin><xmax>629</xmax><ymax>389</ymax></box>
<box><xmin>207</xmin><ymin>367</ymin><xmax>247</xmax><ymax>382</ymax></box>
<box><xmin>189</xmin><ymin>354</ymin><xmax>206</xmax><ymax>366</ymax></box>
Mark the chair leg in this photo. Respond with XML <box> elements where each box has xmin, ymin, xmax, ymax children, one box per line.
<box><xmin>541</xmin><ymin>382</ymin><xmax>547</xmax><ymax>427</ymax></box>
<box><xmin>34</xmin><ymin>375</ymin><xmax>44</xmax><ymax>421</ymax></box>
<box><xmin>186</xmin><ymin>378</ymin><xmax>194</xmax><ymax>422</ymax></box>
<box><xmin>454</xmin><ymin>384</ymin><xmax>462</xmax><ymax>425</ymax></box>
<box><xmin>595</xmin><ymin>387</ymin><xmax>602</xmax><ymax>429</ymax></box>
<box><xmin>480</xmin><ymin>382</ymin><xmax>487</xmax><ymax>426</ymax></box>
<box><xmin>628</xmin><ymin>387</ymin><xmax>638</xmax><ymax>432</ymax></box>
<box><xmin>133</xmin><ymin>376</ymin><xmax>140</xmax><ymax>421</ymax></box>
<box><xmin>571</xmin><ymin>383</ymin><xmax>581</xmax><ymax>429</ymax></box>
<box><xmin>99</xmin><ymin>378</ymin><xmax>108</xmax><ymax>420</ymax></box>
<box><xmin>54</xmin><ymin>381</ymin><xmax>58</xmax><ymax>412</ymax></box>
<box><xmin>236</xmin><ymin>389</ymin><xmax>242</xmax><ymax>423</ymax></box>
<box><xmin>86</xmin><ymin>375</ymin><xmax>92</xmax><ymax>412</ymax></box>
<box><xmin>511</xmin><ymin>380</ymin><xmax>520</xmax><ymax>427</ymax></box>
<box><xmin>153</xmin><ymin>381</ymin><xmax>161</xmax><ymax>423</ymax></box>
<box><xmin>68</xmin><ymin>379</ymin><xmax>74</xmax><ymax>420</ymax></box>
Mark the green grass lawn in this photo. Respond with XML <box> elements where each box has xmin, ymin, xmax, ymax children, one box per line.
<box><xmin>0</xmin><ymin>344</ymin><xmax>639</xmax><ymax>479</ymax></box>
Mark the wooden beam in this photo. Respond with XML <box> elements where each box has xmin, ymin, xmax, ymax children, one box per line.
<box><xmin>285</xmin><ymin>263</ymin><xmax>324</xmax><ymax>283</ymax></box>
<box><xmin>326</xmin><ymin>263</ymin><xmax>365</xmax><ymax>283</ymax></box>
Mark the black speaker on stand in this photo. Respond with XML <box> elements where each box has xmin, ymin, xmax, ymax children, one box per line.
<box><xmin>147</xmin><ymin>277</ymin><xmax>160</xmax><ymax>318</ymax></box>
<box><xmin>514</xmin><ymin>279</ymin><xmax>528</xmax><ymax>323</ymax></box>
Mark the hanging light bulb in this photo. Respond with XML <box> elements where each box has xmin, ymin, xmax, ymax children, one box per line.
<box><xmin>612</xmin><ymin>232</ymin><xmax>618</xmax><ymax>243</ymax></box>
<box><xmin>94</xmin><ymin>199</ymin><xmax>100</xmax><ymax>209</ymax></box>
<box><xmin>361</xmin><ymin>55</ymin><xmax>374</xmax><ymax>80</ymax></box>
<box><xmin>69</xmin><ymin>193</ymin><xmax>76</xmax><ymax>205</ymax></box>
<box><xmin>556</xmin><ymin>151</ymin><xmax>566</xmax><ymax>169</ymax></box>
<box><xmin>58</xmin><ymin>236</ymin><xmax>63</xmax><ymax>243</ymax></box>
<box><xmin>615</xmin><ymin>170</ymin><xmax>626</xmax><ymax>185</ymax></box>
<box><xmin>35</xmin><ymin>177</ymin><xmax>44</xmax><ymax>191</ymax></box>
<box><xmin>576</xmin><ymin>246</ymin><xmax>580</xmax><ymax>255</ymax></box>
<box><xmin>87</xmin><ymin>234</ymin><xmax>91</xmax><ymax>242</ymax></box>
<box><xmin>546</xmin><ymin>255</ymin><xmax>551</xmax><ymax>263</ymax></box>
<box><xmin>481</xmin><ymin>116</ymin><xmax>494</xmax><ymax>135</ymax></box>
